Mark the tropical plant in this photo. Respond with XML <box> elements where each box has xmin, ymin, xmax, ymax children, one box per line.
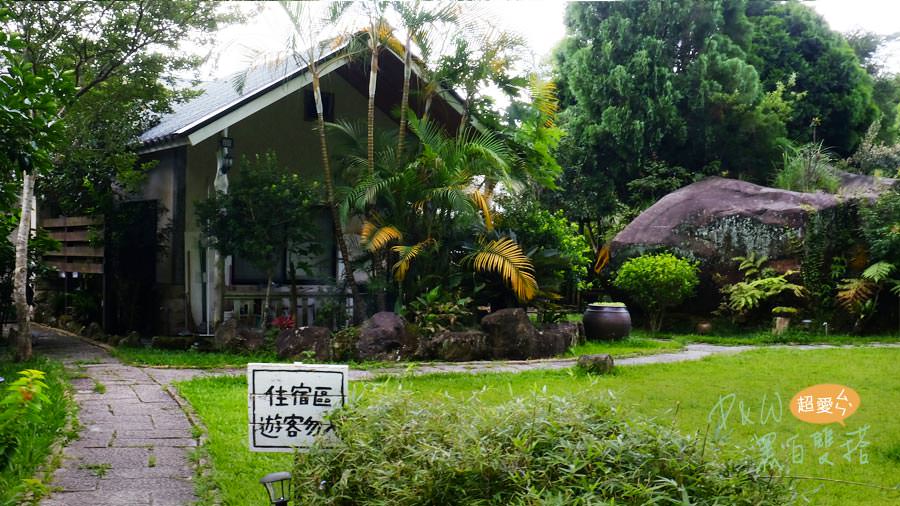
<box><xmin>859</xmin><ymin>188</ymin><xmax>900</xmax><ymax>263</ymax></box>
<box><xmin>405</xmin><ymin>286</ymin><xmax>474</xmax><ymax>336</ymax></box>
<box><xmin>344</xmin><ymin>115</ymin><xmax>537</xmax><ymax>306</ymax></box>
<box><xmin>0</xmin><ymin>370</ymin><xmax>49</xmax><ymax>469</ymax></box>
<box><xmin>265</xmin><ymin>1</ymin><xmax>367</xmax><ymax>323</ymax></box>
<box><xmin>719</xmin><ymin>255</ymin><xmax>805</xmax><ymax>321</ymax></box>
<box><xmin>836</xmin><ymin>261</ymin><xmax>900</xmax><ymax>331</ymax></box>
<box><xmin>612</xmin><ymin>253</ymin><xmax>699</xmax><ymax>332</ymax></box>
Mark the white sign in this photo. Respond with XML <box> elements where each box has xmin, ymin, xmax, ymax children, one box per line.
<box><xmin>247</xmin><ymin>363</ymin><xmax>348</xmax><ymax>452</ymax></box>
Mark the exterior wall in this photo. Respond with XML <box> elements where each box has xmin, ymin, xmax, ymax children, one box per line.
<box><xmin>180</xmin><ymin>71</ymin><xmax>395</xmax><ymax>330</ymax></box>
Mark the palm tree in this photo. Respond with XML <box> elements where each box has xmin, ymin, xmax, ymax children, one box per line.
<box><xmin>393</xmin><ymin>1</ymin><xmax>458</xmax><ymax>156</ymax></box>
<box><xmin>275</xmin><ymin>1</ymin><xmax>367</xmax><ymax>323</ymax></box>
<box><xmin>346</xmin><ymin>116</ymin><xmax>537</xmax><ymax>304</ymax></box>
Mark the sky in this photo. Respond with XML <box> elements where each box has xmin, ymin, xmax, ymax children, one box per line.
<box><xmin>197</xmin><ymin>1</ymin><xmax>900</xmax><ymax>80</ymax></box>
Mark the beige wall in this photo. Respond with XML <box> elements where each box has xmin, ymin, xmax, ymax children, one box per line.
<box><xmin>181</xmin><ymin>71</ymin><xmax>394</xmax><ymax>326</ymax></box>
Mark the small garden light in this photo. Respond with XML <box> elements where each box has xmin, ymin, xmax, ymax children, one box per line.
<box><xmin>260</xmin><ymin>471</ymin><xmax>292</xmax><ymax>506</ymax></box>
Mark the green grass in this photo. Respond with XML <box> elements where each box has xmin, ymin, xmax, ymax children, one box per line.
<box><xmin>111</xmin><ymin>346</ymin><xmax>277</xmax><ymax>369</ymax></box>
<box><xmin>0</xmin><ymin>353</ymin><xmax>75</xmax><ymax>506</ymax></box>
<box><xmin>568</xmin><ymin>336</ymin><xmax>683</xmax><ymax>357</ymax></box>
<box><xmin>178</xmin><ymin>347</ymin><xmax>900</xmax><ymax>506</ymax></box>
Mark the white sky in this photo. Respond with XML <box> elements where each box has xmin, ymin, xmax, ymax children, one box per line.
<box><xmin>198</xmin><ymin>1</ymin><xmax>900</xmax><ymax>80</ymax></box>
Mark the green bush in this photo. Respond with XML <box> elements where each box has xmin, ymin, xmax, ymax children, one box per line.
<box><xmin>292</xmin><ymin>393</ymin><xmax>793</xmax><ymax>505</ymax></box>
<box><xmin>772</xmin><ymin>142</ymin><xmax>840</xmax><ymax>194</ymax></box>
<box><xmin>0</xmin><ymin>360</ymin><xmax>71</xmax><ymax>505</ymax></box>
<box><xmin>613</xmin><ymin>253</ymin><xmax>699</xmax><ymax>331</ymax></box>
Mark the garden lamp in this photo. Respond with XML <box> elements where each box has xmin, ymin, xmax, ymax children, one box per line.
<box><xmin>259</xmin><ymin>471</ymin><xmax>292</xmax><ymax>506</ymax></box>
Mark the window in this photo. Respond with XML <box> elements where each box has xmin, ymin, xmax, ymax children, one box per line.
<box><xmin>230</xmin><ymin>208</ymin><xmax>334</xmax><ymax>285</ymax></box>
<box><xmin>304</xmin><ymin>90</ymin><xmax>334</xmax><ymax>122</ymax></box>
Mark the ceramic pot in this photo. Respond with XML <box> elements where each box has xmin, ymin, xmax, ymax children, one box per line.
<box><xmin>583</xmin><ymin>304</ymin><xmax>631</xmax><ymax>341</ymax></box>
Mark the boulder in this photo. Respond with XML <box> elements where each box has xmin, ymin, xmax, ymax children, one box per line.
<box><xmin>426</xmin><ymin>330</ymin><xmax>491</xmax><ymax>362</ymax></box>
<box><xmin>611</xmin><ymin>175</ymin><xmax>897</xmax><ymax>268</ymax></box>
<box><xmin>119</xmin><ymin>331</ymin><xmax>141</xmax><ymax>348</ymax></box>
<box><xmin>576</xmin><ymin>354</ymin><xmax>614</xmax><ymax>375</ymax></box>
<box><xmin>151</xmin><ymin>335</ymin><xmax>194</xmax><ymax>350</ymax></box>
<box><xmin>531</xmin><ymin>322</ymin><xmax>579</xmax><ymax>358</ymax></box>
<box><xmin>357</xmin><ymin>312</ymin><xmax>412</xmax><ymax>360</ymax></box>
<box><xmin>480</xmin><ymin>308</ymin><xmax>536</xmax><ymax>360</ymax></box>
<box><xmin>214</xmin><ymin>319</ymin><xmax>264</xmax><ymax>352</ymax></box>
<box><xmin>276</xmin><ymin>326</ymin><xmax>332</xmax><ymax>361</ymax></box>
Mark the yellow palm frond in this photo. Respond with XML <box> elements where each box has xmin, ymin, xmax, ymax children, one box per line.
<box><xmin>471</xmin><ymin>190</ymin><xmax>493</xmax><ymax>231</ymax></box>
<box><xmin>391</xmin><ymin>238</ymin><xmax>434</xmax><ymax>281</ymax></box>
<box><xmin>529</xmin><ymin>75</ymin><xmax>559</xmax><ymax>128</ymax></box>
<box><xmin>470</xmin><ymin>237</ymin><xmax>537</xmax><ymax>302</ymax></box>
<box><xmin>360</xmin><ymin>221</ymin><xmax>402</xmax><ymax>252</ymax></box>
<box><xmin>593</xmin><ymin>244</ymin><xmax>611</xmax><ymax>274</ymax></box>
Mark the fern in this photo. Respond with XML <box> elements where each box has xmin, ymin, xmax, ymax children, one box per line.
<box><xmin>862</xmin><ymin>261</ymin><xmax>895</xmax><ymax>283</ymax></box>
<box><xmin>836</xmin><ymin>278</ymin><xmax>875</xmax><ymax>313</ymax></box>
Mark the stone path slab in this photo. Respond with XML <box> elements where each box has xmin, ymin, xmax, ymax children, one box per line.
<box><xmin>32</xmin><ymin>327</ymin><xmax>211</xmax><ymax>506</ymax></box>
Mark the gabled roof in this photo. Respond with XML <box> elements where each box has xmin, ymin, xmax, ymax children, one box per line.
<box><xmin>139</xmin><ymin>42</ymin><xmax>464</xmax><ymax>153</ymax></box>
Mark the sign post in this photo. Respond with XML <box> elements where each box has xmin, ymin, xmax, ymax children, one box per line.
<box><xmin>247</xmin><ymin>363</ymin><xmax>348</xmax><ymax>452</ymax></box>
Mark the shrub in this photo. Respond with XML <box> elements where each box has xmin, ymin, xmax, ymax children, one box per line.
<box><xmin>719</xmin><ymin>255</ymin><xmax>805</xmax><ymax>322</ymax></box>
<box><xmin>772</xmin><ymin>142</ymin><xmax>840</xmax><ymax>193</ymax></box>
<box><xmin>292</xmin><ymin>393</ymin><xmax>793</xmax><ymax>505</ymax></box>
<box><xmin>613</xmin><ymin>253</ymin><xmax>699</xmax><ymax>331</ymax></box>
<box><xmin>860</xmin><ymin>188</ymin><xmax>900</xmax><ymax>263</ymax></box>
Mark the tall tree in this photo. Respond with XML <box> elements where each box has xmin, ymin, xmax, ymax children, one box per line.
<box><xmin>845</xmin><ymin>29</ymin><xmax>900</xmax><ymax>145</ymax></box>
<box><xmin>552</xmin><ymin>0</ymin><xmax>790</xmax><ymax>230</ymax></box>
<box><xmin>746</xmin><ymin>1</ymin><xmax>877</xmax><ymax>155</ymax></box>
<box><xmin>275</xmin><ymin>1</ymin><xmax>367</xmax><ymax>323</ymax></box>
<box><xmin>3</xmin><ymin>0</ymin><xmax>229</xmax><ymax>358</ymax></box>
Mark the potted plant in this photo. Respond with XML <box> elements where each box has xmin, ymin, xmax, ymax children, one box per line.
<box><xmin>772</xmin><ymin>306</ymin><xmax>797</xmax><ymax>335</ymax></box>
<box><xmin>583</xmin><ymin>302</ymin><xmax>632</xmax><ymax>341</ymax></box>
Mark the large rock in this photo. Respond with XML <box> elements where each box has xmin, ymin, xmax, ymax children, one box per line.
<box><xmin>480</xmin><ymin>308</ymin><xmax>536</xmax><ymax>360</ymax></box>
<box><xmin>425</xmin><ymin>330</ymin><xmax>491</xmax><ymax>362</ymax></box>
<box><xmin>576</xmin><ymin>354</ymin><xmax>614</xmax><ymax>375</ymax></box>
<box><xmin>532</xmin><ymin>322</ymin><xmax>579</xmax><ymax>358</ymax></box>
<box><xmin>214</xmin><ymin>319</ymin><xmax>264</xmax><ymax>352</ymax></box>
<box><xmin>611</xmin><ymin>175</ymin><xmax>896</xmax><ymax>267</ymax></box>
<box><xmin>356</xmin><ymin>312</ymin><xmax>413</xmax><ymax>360</ymax></box>
<box><xmin>276</xmin><ymin>326</ymin><xmax>332</xmax><ymax>361</ymax></box>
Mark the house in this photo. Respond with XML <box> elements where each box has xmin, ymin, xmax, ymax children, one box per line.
<box><xmin>136</xmin><ymin>43</ymin><xmax>464</xmax><ymax>335</ymax></box>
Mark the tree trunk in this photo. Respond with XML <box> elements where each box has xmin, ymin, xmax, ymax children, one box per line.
<box><xmin>367</xmin><ymin>48</ymin><xmax>378</xmax><ymax>177</ymax></box>
<box><xmin>289</xmin><ymin>261</ymin><xmax>298</xmax><ymax>323</ymax></box>
<box><xmin>397</xmin><ymin>34</ymin><xmax>412</xmax><ymax>156</ymax></box>
<box><xmin>423</xmin><ymin>94</ymin><xmax>433</xmax><ymax>123</ymax></box>
<box><xmin>13</xmin><ymin>172</ymin><xmax>34</xmax><ymax>362</ymax></box>
<box><xmin>312</xmin><ymin>73</ymin><xmax>366</xmax><ymax>324</ymax></box>
<box><xmin>263</xmin><ymin>269</ymin><xmax>272</xmax><ymax>329</ymax></box>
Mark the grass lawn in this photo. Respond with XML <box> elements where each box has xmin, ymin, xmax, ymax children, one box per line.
<box><xmin>177</xmin><ymin>347</ymin><xmax>900</xmax><ymax>506</ymax></box>
<box><xmin>568</xmin><ymin>335</ymin><xmax>682</xmax><ymax>357</ymax></box>
<box><xmin>111</xmin><ymin>346</ymin><xmax>278</xmax><ymax>369</ymax></box>
<box><xmin>0</xmin><ymin>352</ymin><xmax>75</xmax><ymax>506</ymax></box>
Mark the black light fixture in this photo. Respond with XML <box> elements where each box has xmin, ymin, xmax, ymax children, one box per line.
<box><xmin>219</xmin><ymin>136</ymin><xmax>234</xmax><ymax>174</ymax></box>
<box><xmin>260</xmin><ymin>471</ymin><xmax>292</xmax><ymax>506</ymax></box>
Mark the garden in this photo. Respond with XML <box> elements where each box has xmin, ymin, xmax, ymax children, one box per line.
<box><xmin>2</xmin><ymin>1</ymin><xmax>900</xmax><ymax>505</ymax></box>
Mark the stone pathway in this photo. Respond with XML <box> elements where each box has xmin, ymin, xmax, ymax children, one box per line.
<box><xmin>350</xmin><ymin>343</ymin><xmax>758</xmax><ymax>379</ymax></box>
<box><xmin>33</xmin><ymin>326</ymin><xmax>219</xmax><ymax>506</ymax></box>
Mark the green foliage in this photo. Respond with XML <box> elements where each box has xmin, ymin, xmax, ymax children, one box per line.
<box><xmin>2</xmin><ymin>1</ymin><xmax>229</xmax><ymax>217</ymax></box>
<box><xmin>772</xmin><ymin>143</ymin><xmax>840</xmax><ymax>193</ymax></box>
<box><xmin>496</xmin><ymin>195</ymin><xmax>592</xmax><ymax>295</ymax></box>
<box><xmin>405</xmin><ymin>286</ymin><xmax>474</xmax><ymax>337</ymax></box>
<box><xmin>196</xmin><ymin>152</ymin><xmax>321</xmax><ymax>280</ymax></box>
<box><xmin>747</xmin><ymin>1</ymin><xmax>877</xmax><ymax>156</ymax></box>
<box><xmin>0</xmin><ymin>359</ymin><xmax>71</xmax><ymax>506</ymax></box>
<box><xmin>836</xmin><ymin>261</ymin><xmax>900</xmax><ymax>331</ymax></box>
<box><xmin>859</xmin><ymin>188</ymin><xmax>900</xmax><ymax>263</ymax></box>
<box><xmin>292</xmin><ymin>393</ymin><xmax>792</xmax><ymax>505</ymax></box>
<box><xmin>612</xmin><ymin>253</ymin><xmax>699</xmax><ymax>332</ymax></box>
<box><xmin>552</xmin><ymin>0</ymin><xmax>793</xmax><ymax>225</ymax></box>
<box><xmin>720</xmin><ymin>255</ymin><xmax>805</xmax><ymax>320</ymax></box>
<box><xmin>849</xmin><ymin>120</ymin><xmax>900</xmax><ymax>173</ymax></box>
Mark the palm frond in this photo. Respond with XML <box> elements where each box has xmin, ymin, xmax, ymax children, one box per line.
<box><xmin>836</xmin><ymin>278</ymin><xmax>875</xmax><ymax>312</ymax></box>
<box><xmin>360</xmin><ymin>221</ymin><xmax>402</xmax><ymax>252</ymax></box>
<box><xmin>471</xmin><ymin>190</ymin><xmax>493</xmax><ymax>231</ymax></box>
<box><xmin>468</xmin><ymin>237</ymin><xmax>537</xmax><ymax>302</ymax></box>
<box><xmin>862</xmin><ymin>261</ymin><xmax>895</xmax><ymax>283</ymax></box>
<box><xmin>391</xmin><ymin>238</ymin><xmax>435</xmax><ymax>281</ymax></box>
<box><xmin>528</xmin><ymin>75</ymin><xmax>559</xmax><ymax>127</ymax></box>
